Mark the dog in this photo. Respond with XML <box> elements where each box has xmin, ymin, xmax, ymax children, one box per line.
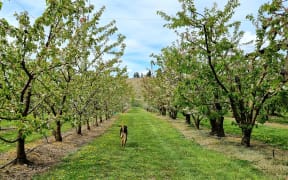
<box><xmin>120</xmin><ymin>125</ymin><xmax>128</xmax><ymax>147</ymax></box>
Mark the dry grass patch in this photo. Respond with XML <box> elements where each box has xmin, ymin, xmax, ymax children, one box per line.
<box><xmin>264</xmin><ymin>122</ymin><xmax>288</xmax><ymax>129</ymax></box>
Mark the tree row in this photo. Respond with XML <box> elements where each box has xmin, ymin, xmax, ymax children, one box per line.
<box><xmin>0</xmin><ymin>0</ymin><xmax>131</xmax><ymax>165</ymax></box>
<box><xmin>143</xmin><ymin>0</ymin><xmax>288</xmax><ymax>147</ymax></box>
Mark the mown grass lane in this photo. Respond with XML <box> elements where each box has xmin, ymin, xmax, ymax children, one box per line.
<box><xmin>34</xmin><ymin>108</ymin><xmax>268</xmax><ymax>179</ymax></box>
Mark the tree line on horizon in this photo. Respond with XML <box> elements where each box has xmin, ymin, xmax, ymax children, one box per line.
<box><xmin>133</xmin><ymin>70</ymin><xmax>152</xmax><ymax>78</ymax></box>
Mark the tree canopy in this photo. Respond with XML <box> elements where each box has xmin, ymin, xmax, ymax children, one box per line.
<box><xmin>0</xmin><ymin>0</ymin><xmax>130</xmax><ymax>164</ymax></box>
<box><xmin>143</xmin><ymin>0</ymin><xmax>288</xmax><ymax>147</ymax></box>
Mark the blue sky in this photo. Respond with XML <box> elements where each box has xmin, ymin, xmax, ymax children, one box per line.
<box><xmin>0</xmin><ymin>0</ymin><xmax>269</xmax><ymax>77</ymax></box>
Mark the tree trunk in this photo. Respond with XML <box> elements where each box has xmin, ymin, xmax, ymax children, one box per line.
<box><xmin>86</xmin><ymin>119</ymin><xmax>91</xmax><ymax>130</ymax></box>
<box><xmin>184</xmin><ymin>113</ymin><xmax>191</xmax><ymax>124</ymax></box>
<box><xmin>55</xmin><ymin>120</ymin><xmax>62</xmax><ymax>142</ymax></box>
<box><xmin>214</xmin><ymin>97</ymin><xmax>225</xmax><ymax>137</ymax></box>
<box><xmin>241</xmin><ymin>128</ymin><xmax>252</xmax><ymax>147</ymax></box>
<box><xmin>194</xmin><ymin>119</ymin><xmax>200</xmax><ymax>129</ymax></box>
<box><xmin>105</xmin><ymin>104</ymin><xmax>109</xmax><ymax>120</ymax></box>
<box><xmin>15</xmin><ymin>131</ymin><xmax>30</xmax><ymax>165</ymax></box>
<box><xmin>77</xmin><ymin>122</ymin><xmax>82</xmax><ymax>135</ymax></box>
<box><xmin>94</xmin><ymin>115</ymin><xmax>99</xmax><ymax>126</ymax></box>
<box><xmin>216</xmin><ymin>116</ymin><xmax>225</xmax><ymax>137</ymax></box>
<box><xmin>191</xmin><ymin>114</ymin><xmax>201</xmax><ymax>129</ymax></box>
<box><xmin>209</xmin><ymin>116</ymin><xmax>225</xmax><ymax>137</ymax></box>
<box><xmin>100</xmin><ymin>116</ymin><xmax>103</xmax><ymax>123</ymax></box>
<box><xmin>209</xmin><ymin>117</ymin><xmax>217</xmax><ymax>135</ymax></box>
<box><xmin>169</xmin><ymin>109</ymin><xmax>177</xmax><ymax>119</ymax></box>
<box><xmin>160</xmin><ymin>106</ymin><xmax>166</xmax><ymax>116</ymax></box>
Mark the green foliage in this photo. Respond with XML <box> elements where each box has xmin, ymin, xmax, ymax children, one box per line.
<box><xmin>34</xmin><ymin>108</ymin><xmax>267</xmax><ymax>179</ymax></box>
<box><xmin>264</xmin><ymin>90</ymin><xmax>288</xmax><ymax>117</ymax></box>
<box><xmin>154</xmin><ymin>0</ymin><xmax>288</xmax><ymax>146</ymax></box>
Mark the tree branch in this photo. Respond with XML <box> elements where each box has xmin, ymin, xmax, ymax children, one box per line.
<box><xmin>0</xmin><ymin>136</ymin><xmax>19</xmax><ymax>143</ymax></box>
<box><xmin>203</xmin><ymin>24</ymin><xmax>229</xmax><ymax>94</ymax></box>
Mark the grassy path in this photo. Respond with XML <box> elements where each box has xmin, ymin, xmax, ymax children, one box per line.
<box><xmin>34</xmin><ymin>108</ymin><xmax>268</xmax><ymax>179</ymax></box>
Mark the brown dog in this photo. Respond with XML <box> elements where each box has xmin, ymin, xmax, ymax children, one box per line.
<box><xmin>120</xmin><ymin>125</ymin><xmax>128</xmax><ymax>147</ymax></box>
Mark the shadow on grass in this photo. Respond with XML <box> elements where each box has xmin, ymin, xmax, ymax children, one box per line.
<box><xmin>126</xmin><ymin>142</ymin><xmax>139</xmax><ymax>148</ymax></box>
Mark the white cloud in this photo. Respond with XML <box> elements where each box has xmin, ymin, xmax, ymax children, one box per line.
<box><xmin>93</xmin><ymin>0</ymin><xmax>181</xmax><ymax>77</ymax></box>
<box><xmin>240</xmin><ymin>31</ymin><xmax>256</xmax><ymax>52</ymax></box>
<box><xmin>241</xmin><ymin>31</ymin><xmax>256</xmax><ymax>44</ymax></box>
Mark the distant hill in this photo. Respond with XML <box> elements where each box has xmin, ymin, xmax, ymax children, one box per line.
<box><xmin>126</xmin><ymin>78</ymin><xmax>143</xmax><ymax>100</ymax></box>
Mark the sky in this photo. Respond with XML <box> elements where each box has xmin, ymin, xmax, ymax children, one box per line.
<box><xmin>0</xmin><ymin>0</ymin><xmax>269</xmax><ymax>77</ymax></box>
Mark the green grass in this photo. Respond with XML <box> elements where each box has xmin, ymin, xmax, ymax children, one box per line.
<box><xmin>34</xmin><ymin>108</ymin><xmax>268</xmax><ymax>179</ymax></box>
<box><xmin>268</xmin><ymin>114</ymin><xmax>288</xmax><ymax>124</ymax></box>
<box><xmin>200</xmin><ymin>117</ymin><xmax>288</xmax><ymax>150</ymax></box>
